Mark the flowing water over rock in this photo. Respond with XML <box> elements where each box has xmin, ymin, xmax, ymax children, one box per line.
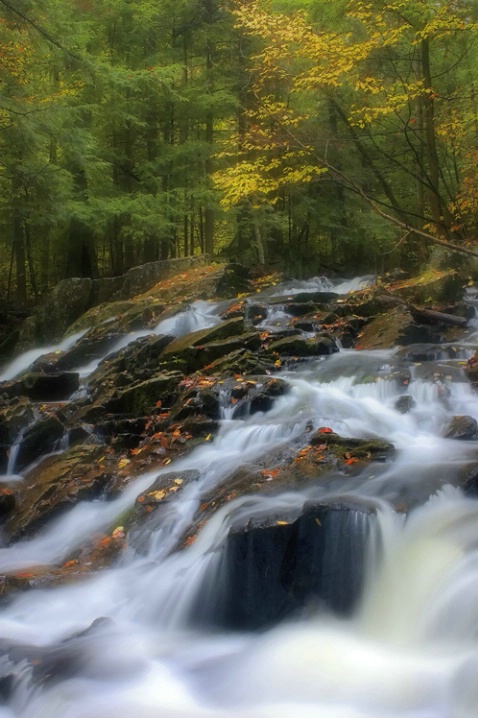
<box><xmin>0</xmin><ymin>274</ymin><xmax>477</xmax><ymax>717</ymax></box>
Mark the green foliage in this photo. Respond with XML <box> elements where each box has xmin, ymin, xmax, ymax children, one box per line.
<box><xmin>0</xmin><ymin>0</ymin><xmax>477</xmax><ymax>300</ymax></box>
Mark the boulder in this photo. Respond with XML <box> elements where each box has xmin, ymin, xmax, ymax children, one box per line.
<box><xmin>15</xmin><ymin>415</ymin><xmax>65</xmax><ymax>473</ymax></box>
<box><xmin>231</xmin><ymin>378</ymin><xmax>290</xmax><ymax>419</ymax></box>
<box><xmin>190</xmin><ymin>500</ymin><xmax>374</xmax><ymax>630</ymax></box>
<box><xmin>445</xmin><ymin>415</ymin><xmax>478</xmax><ymax>440</ymax></box>
<box><xmin>21</xmin><ymin>372</ymin><xmax>80</xmax><ymax>401</ymax></box>
<box><xmin>384</xmin><ymin>268</ymin><xmax>461</xmax><ymax>305</ymax></box>
<box><xmin>170</xmin><ymin>387</ymin><xmax>221</xmax><ymax>422</ymax></box>
<box><xmin>396</xmin><ymin>344</ymin><xmax>461</xmax><ymax>362</ymax></box>
<box><xmin>5</xmin><ymin>444</ymin><xmax>111</xmax><ymax>541</ymax></box>
<box><xmin>309</xmin><ymin>431</ymin><xmax>395</xmax><ymax>462</ymax></box>
<box><xmin>395</xmin><ymin>395</ymin><xmax>416</xmax><ymax>414</ymax></box>
<box><xmin>104</xmin><ymin>372</ymin><xmax>184</xmax><ymax>416</ymax></box>
<box><xmin>202</xmin><ymin>349</ymin><xmax>276</xmax><ymax>377</ymax></box>
<box><xmin>162</xmin><ymin>317</ymin><xmax>245</xmax><ymax>356</ymax></box>
<box><xmin>0</xmin><ymin>487</ymin><xmax>15</xmax><ymax>518</ymax></box>
<box><xmin>269</xmin><ymin>334</ymin><xmax>338</xmax><ymax>357</ymax></box>
<box><xmin>357</xmin><ymin>307</ymin><xmax>436</xmax><ymax>350</ymax></box>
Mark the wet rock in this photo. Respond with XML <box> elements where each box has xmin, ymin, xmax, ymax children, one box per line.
<box><xmin>309</xmin><ymin>431</ymin><xmax>395</xmax><ymax>462</ymax></box>
<box><xmin>86</xmin><ymin>334</ymin><xmax>173</xmax><ymax>395</ymax></box>
<box><xmin>170</xmin><ymin>387</ymin><xmax>221</xmax><ymax>422</ymax></box>
<box><xmin>104</xmin><ymin>373</ymin><xmax>183</xmax><ymax>416</ymax></box>
<box><xmin>15</xmin><ymin>415</ymin><xmax>65</xmax><ymax>473</ymax></box>
<box><xmin>465</xmin><ymin>354</ymin><xmax>478</xmax><ymax>386</ymax></box>
<box><xmin>269</xmin><ymin>334</ymin><xmax>338</xmax><ymax>357</ymax></box>
<box><xmin>445</xmin><ymin>415</ymin><xmax>478</xmax><ymax>440</ymax></box>
<box><xmin>94</xmin><ymin>417</ymin><xmax>148</xmax><ymax>450</ymax></box>
<box><xmin>192</xmin><ymin>500</ymin><xmax>373</xmax><ymax>630</ymax></box>
<box><xmin>0</xmin><ymin>397</ymin><xmax>35</xmax><ymax>472</ymax></box>
<box><xmin>161</xmin><ymin>317</ymin><xmax>244</xmax><ymax>357</ymax></box>
<box><xmin>54</xmin><ymin>331</ymin><xmax>125</xmax><ymax>372</ymax></box>
<box><xmin>133</xmin><ymin>470</ymin><xmax>200</xmax><ymax>519</ymax></box>
<box><xmin>268</xmin><ymin>291</ymin><xmax>337</xmax><ymax>306</ymax></box>
<box><xmin>340</xmin><ymin>289</ymin><xmax>399</xmax><ymax>318</ymax></box>
<box><xmin>395</xmin><ymin>395</ymin><xmax>416</xmax><ymax>414</ymax></box>
<box><xmin>159</xmin><ymin>320</ymin><xmax>258</xmax><ymax>373</ymax></box>
<box><xmin>293</xmin><ymin>310</ymin><xmax>339</xmax><ymax>333</ymax></box>
<box><xmin>232</xmin><ymin>378</ymin><xmax>290</xmax><ymax>419</ymax></box>
<box><xmin>21</xmin><ymin>372</ymin><xmax>79</xmax><ymax>401</ymax></box>
<box><xmin>5</xmin><ymin>444</ymin><xmax>111</xmax><ymax>541</ymax></box>
<box><xmin>179</xmin><ymin>416</ymin><xmax>219</xmax><ymax>437</ymax></box>
<box><xmin>460</xmin><ymin>464</ymin><xmax>478</xmax><ymax>497</ymax></box>
<box><xmin>396</xmin><ymin>344</ymin><xmax>461</xmax><ymax>362</ymax></box>
<box><xmin>0</xmin><ymin>488</ymin><xmax>15</xmax><ymax>518</ymax></box>
<box><xmin>357</xmin><ymin>307</ymin><xmax>436</xmax><ymax>350</ymax></box>
<box><xmin>202</xmin><ymin>349</ymin><xmax>276</xmax><ymax>377</ymax></box>
<box><xmin>162</xmin><ymin>333</ymin><xmax>261</xmax><ymax>374</ymax></box>
<box><xmin>244</xmin><ymin>303</ymin><xmax>268</xmax><ymax>324</ymax></box>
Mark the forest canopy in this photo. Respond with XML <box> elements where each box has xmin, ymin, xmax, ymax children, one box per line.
<box><xmin>0</xmin><ymin>0</ymin><xmax>477</xmax><ymax>301</ymax></box>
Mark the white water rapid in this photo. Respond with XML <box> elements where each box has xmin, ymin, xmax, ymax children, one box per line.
<box><xmin>0</xmin><ymin>277</ymin><xmax>478</xmax><ymax>718</ymax></box>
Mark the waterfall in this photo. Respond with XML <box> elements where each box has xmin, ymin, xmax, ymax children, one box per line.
<box><xmin>0</xmin><ymin>275</ymin><xmax>477</xmax><ymax>718</ymax></box>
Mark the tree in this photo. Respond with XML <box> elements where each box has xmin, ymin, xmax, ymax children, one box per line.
<box><xmin>213</xmin><ymin>0</ymin><xmax>478</xmax><ymax>269</ymax></box>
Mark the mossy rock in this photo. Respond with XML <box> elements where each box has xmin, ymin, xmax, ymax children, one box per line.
<box><xmin>357</xmin><ymin>306</ymin><xmax>436</xmax><ymax>350</ymax></box>
<box><xmin>105</xmin><ymin>372</ymin><xmax>183</xmax><ymax>415</ymax></box>
<box><xmin>384</xmin><ymin>269</ymin><xmax>461</xmax><ymax>305</ymax></box>
<box><xmin>269</xmin><ymin>334</ymin><xmax>337</xmax><ymax>357</ymax></box>
<box><xmin>309</xmin><ymin>431</ymin><xmax>395</xmax><ymax>461</ymax></box>
<box><xmin>5</xmin><ymin>444</ymin><xmax>111</xmax><ymax>541</ymax></box>
<box><xmin>202</xmin><ymin>349</ymin><xmax>276</xmax><ymax>377</ymax></box>
<box><xmin>65</xmin><ymin>301</ymin><xmax>137</xmax><ymax>335</ymax></box>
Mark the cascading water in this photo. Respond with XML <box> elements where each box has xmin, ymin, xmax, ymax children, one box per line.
<box><xmin>1</xmin><ymin>277</ymin><xmax>478</xmax><ymax>717</ymax></box>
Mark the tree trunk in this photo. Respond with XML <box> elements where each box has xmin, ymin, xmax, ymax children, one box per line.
<box><xmin>420</xmin><ymin>39</ymin><xmax>451</xmax><ymax>236</ymax></box>
<box><xmin>12</xmin><ymin>174</ymin><xmax>26</xmax><ymax>302</ymax></box>
<box><xmin>66</xmin><ymin>167</ymin><xmax>98</xmax><ymax>278</ymax></box>
<box><xmin>204</xmin><ymin>0</ymin><xmax>215</xmax><ymax>256</ymax></box>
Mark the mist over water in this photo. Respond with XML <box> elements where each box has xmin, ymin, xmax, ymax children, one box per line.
<box><xmin>1</xmin><ymin>276</ymin><xmax>478</xmax><ymax>717</ymax></box>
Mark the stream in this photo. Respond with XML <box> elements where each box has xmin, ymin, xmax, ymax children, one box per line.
<box><xmin>0</xmin><ymin>275</ymin><xmax>477</xmax><ymax>717</ymax></box>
